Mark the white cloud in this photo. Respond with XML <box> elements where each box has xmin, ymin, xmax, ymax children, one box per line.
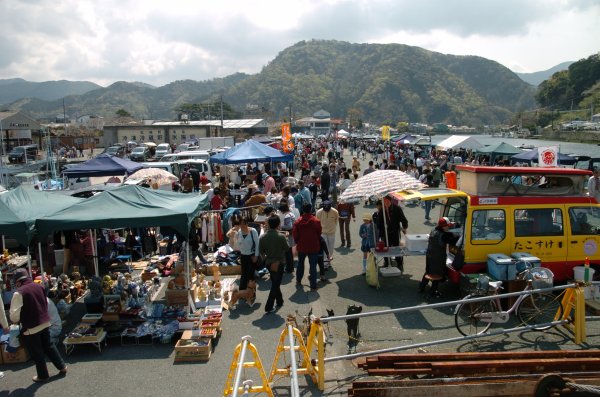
<box><xmin>0</xmin><ymin>0</ymin><xmax>598</xmax><ymax>86</ymax></box>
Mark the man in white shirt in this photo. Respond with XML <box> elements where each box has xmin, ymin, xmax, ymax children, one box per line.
<box><xmin>588</xmin><ymin>168</ymin><xmax>600</xmax><ymax>203</ymax></box>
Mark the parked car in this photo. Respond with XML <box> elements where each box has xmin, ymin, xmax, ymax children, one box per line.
<box><xmin>129</xmin><ymin>146</ymin><xmax>150</xmax><ymax>162</ymax></box>
<box><xmin>104</xmin><ymin>146</ymin><xmax>126</xmax><ymax>158</ymax></box>
<box><xmin>8</xmin><ymin>144</ymin><xmax>38</xmax><ymax>163</ymax></box>
<box><xmin>155</xmin><ymin>143</ymin><xmax>171</xmax><ymax>159</ymax></box>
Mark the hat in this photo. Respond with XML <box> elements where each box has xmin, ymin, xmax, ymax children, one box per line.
<box><xmin>438</xmin><ymin>217</ymin><xmax>455</xmax><ymax>228</ymax></box>
<box><xmin>247</xmin><ymin>183</ymin><xmax>258</xmax><ymax>189</ymax></box>
<box><xmin>262</xmin><ymin>173</ymin><xmax>269</xmax><ymax>179</ymax></box>
<box><xmin>362</xmin><ymin>214</ymin><xmax>372</xmax><ymax>221</ymax></box>
<box><xmin>13</xmin><ymin>268</ymin><xmax>30</xmax><ymax>284</ymax></box>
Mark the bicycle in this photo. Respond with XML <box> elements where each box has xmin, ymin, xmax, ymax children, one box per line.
<box><xmin>454</xmin><ymin>262</ymin><xmax>564</xmax><ymax>336</ymax></box>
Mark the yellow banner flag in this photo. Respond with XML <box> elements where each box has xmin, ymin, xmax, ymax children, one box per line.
<box><xmin>381</xmin><ymin>125</ymin><xmax>390</xmax><ymax>141</ymax></box>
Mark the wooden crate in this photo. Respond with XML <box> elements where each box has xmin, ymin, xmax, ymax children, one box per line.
<box><xmin>141</xmin><ymin>272</ymin><xmax>157</xmax><ymax>282</ymax></box>
<box><xmin>166</xmin><ymin>289</ymin><xmax>189</xmax><ymax>306</ymax></box>
<box><xmin>174</xmin><ymin>338</ymin><xmax>212</xmax><ymax>362</ymax></box>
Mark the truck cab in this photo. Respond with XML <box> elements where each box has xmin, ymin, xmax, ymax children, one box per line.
<box><xmin>391</xmin><ymin>165</ymin><xmax>600</xmax><ymax>282</ymax></box>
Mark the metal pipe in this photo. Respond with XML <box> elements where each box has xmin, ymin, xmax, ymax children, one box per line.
<box><xmin>1</xmin><ymin>235</ymin><xmax>5</xmax><ymax>252</ymax></box>
<box><xmin>27</xmin><ymin>247</ymin><xmax>32</xmax><ymax>276</ymax></box>
<box><xmin>325</xmin><ymin>319</ymin><xmax>568</xmax><ymax>363</ymax></box>
<box><xmin>92</xmin><ymin>229</ymin><xmax>99</xmax><ymax>277</ymax></box>
<box><xmin>232</xmin><ymin>335</ymin><xmax>251</xmax><ymax>397</ymax></box>
<box><xmin>288</xmin><ymin>324</ymin><xmax>300</xmax><ymax>397</ymax></box>
<box><xmin>38</xmin><ymin>242</ymin><xmax>44</xmax><ymax>284</ymax></box>
<box><xmin>322</xmin><ymin>283</ymin><xmax>576</xmax><ymax>323</ymax></box>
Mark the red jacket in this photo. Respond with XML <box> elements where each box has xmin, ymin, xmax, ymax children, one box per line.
<box><xmin>292</xmin><ymin>214</ymin><xmax>322</xmax><ymax>254</ymax></box>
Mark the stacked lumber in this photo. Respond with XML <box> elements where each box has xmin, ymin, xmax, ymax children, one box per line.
<box><xmin>349</xmin><ymin>351</ymin><xmax>600</xmax><ymax>397</ymax></box>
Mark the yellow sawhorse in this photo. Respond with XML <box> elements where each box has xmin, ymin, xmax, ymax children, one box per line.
<box><xmin>268</xmin><ymin>318</ymin><xmax>326</xmax><ymax>391</ymax></box>
<box><xmin>557</xmin><ymin>285</ymin><xmax>587</xmax><ymax>344</ymax></box>
<box><xmin>223</xmin><ymin>336</ymin><xmax>274</xmax><ymax>397</ymax></box>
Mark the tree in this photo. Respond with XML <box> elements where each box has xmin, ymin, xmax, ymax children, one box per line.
<box><xmin>174</xmin><ymin>100</ymin><xmax>242</xmax><ymax>120</ymax></box>
<box><xmin>347</xmin><ymin>108</ymin><xmax>363</xmax><ymax>129</ymax></box>
<box><xmin>115</xmin><ymin>108</ymin><xmax>131</xmax><ymax>117</ymax></box>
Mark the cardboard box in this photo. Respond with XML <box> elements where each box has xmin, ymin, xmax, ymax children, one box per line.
<box><xmin>174</xmin><ymin>338</ymin><xmax>211</xmax><ymax>362</ymax></box>
<box><xmin>166</xmin><ymin>289</ymin><xmax>189</xmax><ymax>306</ymax></box>
<box><xmin>487</xmin><ymin>253</ymin><xmax>515</xmax><ymax>281</ymax></box>
<box><xmin>405</xmin><ymin>234</ymin><xmax>429</xmax><ymax>252</ymax></box>
<box><xmin>2</xmin><ymin>346</ymin><xmax>30</xmax><ymax>364</ymax></box>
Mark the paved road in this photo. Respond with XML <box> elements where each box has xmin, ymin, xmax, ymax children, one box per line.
<box><xmin>3</xmin><ymin>149</ymin><xmax>599</xmax><ymax>396</ymax></box>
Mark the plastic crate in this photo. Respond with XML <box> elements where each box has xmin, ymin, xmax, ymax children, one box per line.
<box><xmin>487</xmin><ymin>253</ymin><xmax>515</xmax><ymax>281</ymax></box>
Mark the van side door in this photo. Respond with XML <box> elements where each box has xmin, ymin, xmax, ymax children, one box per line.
<box><xmin>511</xmin><ymin>206</ymin><xmax>568</xmax><ymax>269</ymax></box>
<box><xmin>566</xmin><ymin>205</ymin><xmax>600</xmax><ymax>271</ymax></box>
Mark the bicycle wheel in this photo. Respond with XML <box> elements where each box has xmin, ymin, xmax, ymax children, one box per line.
<box><xmin>454</xmin><ymin>294</ymin><xmax>498</xmax><ymax>336</ymax></box>
<box><xmin>517</xmin><ymin>292</ymin><xmax>563</xmax><ymax>330</ymax></box>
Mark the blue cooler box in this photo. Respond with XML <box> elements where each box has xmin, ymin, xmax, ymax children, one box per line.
<box><xmin>487</xmin><ymin>253</ymin><xmax>515</xmax><ymax>280</ymax></box>
<box><xmin>510</xmin><ymin>252</ymin><xmax>541</xmax><ymax>268</ymax></box>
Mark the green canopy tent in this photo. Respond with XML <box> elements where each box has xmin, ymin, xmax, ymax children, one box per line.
<box><xmin>0</xmin><ymin>186</ymin><xmax>83</xmax><ymax>275</ymax></box>
<box><xmin>475</xmin><ymin>142</ymin><xmax>522</xmax><ymax>164</ymax></box>
<box><xmin>36</xmin><ymin>185</ymin><xmax>209</xmax><ymax>286</ymax></box>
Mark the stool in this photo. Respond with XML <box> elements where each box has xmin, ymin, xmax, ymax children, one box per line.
<box><xmin>113</xmin><ymin>255</ymin><xmax>133</xmax><ymax>272</ymax></box>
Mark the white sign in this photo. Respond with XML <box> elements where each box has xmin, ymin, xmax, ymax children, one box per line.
<box><xmin>478</xmin><ymin>197</ymin><xmax>498</xmax><ymax>205</ymax></box>
<box><xmin>584</xmin><ymin>239</ymin><xmax>598</xmax><ymax>256</ymax></box>
<box><xmin>538</xmin><ymin>146</ymin><xmax>559</xmax><ymax>167</ymax></box>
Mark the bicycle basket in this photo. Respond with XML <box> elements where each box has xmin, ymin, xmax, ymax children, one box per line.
<box><xmin>476</xmin><ymin>274</ymin><xmax>491</xmax><ymax>293</ymax></box>
<box><xmin>527</xmin><ymin>268</ymin><xmax>554</xmax><ymax>289</ymax></box>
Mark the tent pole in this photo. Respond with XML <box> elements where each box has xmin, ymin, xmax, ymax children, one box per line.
<box><xmin>38</xmin><ymin>242</ymin><xmax>45</xmax><ymax>286</ymax></box>
<box><xmin>185</xmin><ymin>241</ymin><xmax>190</xmax><ymax>290</ymax></box>
<box><xmin>1</xmin><ymin>235</ymin><xmax>5</xmax><ymax>252</ymax></box>
<box><xmin>91</xmin><ymin>229</ymin><xmax>99</xmax><ymax>278</ymax></box>
<box><xmin>27</xmin><ymin>247</ymin><xmax>32</xmax><ymax>276</ymax></box>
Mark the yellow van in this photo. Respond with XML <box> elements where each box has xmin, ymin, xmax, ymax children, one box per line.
<box><xmin>392</xmin><ymin>165</ymin><xmax>600</xmax><ymax>282</ymax></box>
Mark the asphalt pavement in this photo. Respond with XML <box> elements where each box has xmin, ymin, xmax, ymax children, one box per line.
<box><xmin>2</xmin><ymin>149</ymin><xmax>599</xmax><ymax>397</ymax></box>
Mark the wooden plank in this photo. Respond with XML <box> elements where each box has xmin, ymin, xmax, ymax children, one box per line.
<box><xmin>431</xmin><ymin>357</ymin><xmax>600</xmax><ymax>376</ymax></box>
<box><xmin>349</xmin><ymin>378</ymin><xmax>600</xmax><ymax>397</ymax></box>
<box><xmin>366</xmin><ymin>368</ymin><xmax>432</xmax><ymax>376</ymax></box>
<box><xmin>351</xmin><ymin>381</ymin><xmax>536</xmax><ymax>397</ymax></box>
<box><xmin>351</xmin><ymin>374</ymin><xmax>600</xmax><ymax>388</ymax></box>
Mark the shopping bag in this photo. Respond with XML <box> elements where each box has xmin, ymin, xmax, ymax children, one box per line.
<box><xmin>365</xmin><ymin>253</ymin><xmax>379</xmax><ymax>289</ymax></box>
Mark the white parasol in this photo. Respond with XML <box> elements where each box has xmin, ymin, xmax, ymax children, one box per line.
<box><xmin>340</xmin><ymin>169</ymin><xmax>426</xmax><ymax>202</ymax></box>
<box><xmin>128</xmin><ymin>167</ymin><xmax>178</xmax><ymax>185</ymax></box>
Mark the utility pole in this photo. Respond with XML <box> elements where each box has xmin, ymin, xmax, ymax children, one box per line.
<box><xmin>220</xmin><ymin>95</ymin><xmax>224</xmax><ymax>130</ymax></box>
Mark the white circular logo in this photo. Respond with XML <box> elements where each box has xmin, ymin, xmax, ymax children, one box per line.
<box><xmin>584</xmin><ymin>239</ymin><xmax>598</xmax><ymax>256</ymax></box>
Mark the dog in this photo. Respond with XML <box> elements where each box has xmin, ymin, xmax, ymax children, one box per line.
<box><xmin>228</xmin><ymin>280</ymin><xmax>257</xmax><ymax>307</ymax></box>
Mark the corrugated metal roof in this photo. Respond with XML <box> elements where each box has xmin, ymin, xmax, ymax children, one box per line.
<box><xmin>152</xmin><ymin>119</ymin><xmax>264</xmax><ymax>128</ymax></box>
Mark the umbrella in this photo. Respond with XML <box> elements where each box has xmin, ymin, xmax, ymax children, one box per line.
<box><xmin>128</xmin><ymin>167</ymin><xmax>178</xmax><ymax>185</ymax></box>
<box><xmin>340</xmin><ymin>170</ymin><xmax>426</xmax><ymax>202</ymax></box>
<box><xmin>143</xmin><ymin>142</ymin><xmax>157</xmax><ymax>147</ymax></box>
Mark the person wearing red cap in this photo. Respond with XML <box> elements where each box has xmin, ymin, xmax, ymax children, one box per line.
<box><xmin>9</xmin><ymin>268</ymin><xmax>67</xmax><ymax>382</ymax></box>
<box><xmin>418</xmin><ymin>217</ymin><xmax>459</xmax><ymax>299</ymax></box>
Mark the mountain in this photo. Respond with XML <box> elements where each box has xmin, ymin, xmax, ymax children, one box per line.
<box><xmin>0</xmin><ymin>78</ymin><xmax>102</xmax><ymax>104</ymax></box>
<box><xmin>3</xmin><ymin>40</ymin><xmax>537</xmax><ymax>125</ymax></box>
<box><xmin>516</xmin><ymin>61</ymin><xmax>574</xmax><ymax>86</ymax></box>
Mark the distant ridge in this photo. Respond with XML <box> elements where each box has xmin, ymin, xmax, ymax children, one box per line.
<box><xmin>2</xmin><ymin>40</ymin><xmax>538</xmax><ymax>125</ymax></box>
<box><xmin>516</xmin><ymin>61</ymin><xmax>574</xmax><ymax>86</ymax></box>
<box><xmin>0</xmin><ymin>78</ymin><xmax>102</xmax><ymax>104</ymax></box>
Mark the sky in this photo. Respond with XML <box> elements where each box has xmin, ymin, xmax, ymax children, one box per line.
<box><xmin>0</xmin><ymin>0</ymin><xmax>598</xmax><ymax>87</ymax></box>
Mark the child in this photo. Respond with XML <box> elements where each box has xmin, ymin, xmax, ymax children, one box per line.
<box><xmin>359</xmin><ymin>213</ymin><xmax>375</xmax><ymax>275</ymax></box>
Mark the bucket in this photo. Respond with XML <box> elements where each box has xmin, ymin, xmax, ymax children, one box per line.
<box><xmin>573</xmin><ymin>266</ymin><xmax>595</xmax><ymax>282</ymax></box>
<box><xmin>573</xmin><ymin>266</ymin><xmax>596</xmax><ymax>299</ymax></box>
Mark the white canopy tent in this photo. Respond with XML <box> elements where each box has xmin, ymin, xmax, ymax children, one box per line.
<box><xmin>436</xmin><ymin>135</ymin><xmax>484</xmax><ymax>151</ymax></box>
<box><xmin>337</xmin><ymin>129</ymin><xmax>350</xmax><ymax>137</ymax></box>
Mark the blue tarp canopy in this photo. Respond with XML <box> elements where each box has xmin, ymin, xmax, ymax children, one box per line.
<box><xmin>63</xmin><ymin>153</ymin><xmax>144</xmax><ymax>178</ymax></box>
<box><xmin>0</xmin><ymin>186</ymin><xmax>83</xmax><ymax>245</ymax></box>
<box><xmin>511</xmin><ymin>148</ymin><xmax>577</xmax><ymax>165</ymax></box>
<box><xmin>210</xmin><ymin>139</ymin><xmax>293</xmax><ymax>164</ymax></box>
